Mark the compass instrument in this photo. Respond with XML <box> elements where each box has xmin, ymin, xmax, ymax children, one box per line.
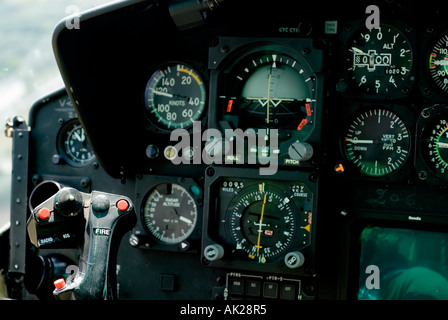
<box><xmin>227</xmin><ymin>183</ymin><xmax>297</xmax><ymax>263</ymax></box>
<box><xmin>216</xmin><ymin>178</ymin><xmax>314</xmax><ymax>264</ymax></box>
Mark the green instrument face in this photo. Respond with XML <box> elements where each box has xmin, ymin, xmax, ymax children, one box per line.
<box><xmin>342</xmin><ymin>108</ymin><xmax>411</xmax><ymax>177</ymax></box>
<box><xmin>428</xmin><ymin>33</ymin><xmax>448</xmax><ymax>94</ymax></box>
<box><xmin>420</xmin><ymin>114</ymin><xmax>448</xmax><ymax>180</ymax></box>
<box><xmin>220</xmin><ymin>51</ymin><xmax>315</xmax><ymax>138</ymax></box>
<box><xmin>145</xmin><ymin>62</ymin><xmax>207</xmax><ymax>130</ymax></box>
<box><xmin>344</xmin><ymin>25</ymin><xmax>413</xmax><ymax>96</ymax></box>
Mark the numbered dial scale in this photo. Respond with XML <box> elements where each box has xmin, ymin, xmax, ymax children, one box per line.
<box><xmin>142</xmin><ymin>183</ymin><xmax>198</xmax><ymax>244</ymax></box>
<box><xmin>427</xmin><ymin>33</ymin><xmax>448</xmax><ymax>94</ymax></box>
<box><xmin>342</xmin><ymin>108</ymin><xmax>411</xmax><ymax>177</ymax></box>
<box><xmin>418</xmin><ymin>105</ymin><xmax>448</xmax><ymax>181</ymax></box>
<box><xmin>57</xmin><ymin>119</ymin><xmax>95</xmax><ymax>166</ymax></box>
<box><xmin>144</xmin><ymin>62</ymin><xmax>207</xmax><ymax>130</ymax></box>
<box><xmin>340</xmin><ymin>24</ymin><xmax>414</xmax><ymax>97</ymax></box>
<box><xmin>217</xmin><ymin>178</ymin><xmax>314</xmax><ymax>264</ymax></box>
<box><xmin>218</xmin><ymin>50</ymin><xmax>316</xmax><ymax>144</ymax></box>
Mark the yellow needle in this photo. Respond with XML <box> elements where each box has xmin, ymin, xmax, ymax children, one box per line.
<box><xmin>256</xmin><ymin>193</ymin><xmax>267</xmax><ymax>254</ymax></box>
<box><xmin>266</xmin><ymin>74</ymin><xmax>271</xmax><ymax>124</ymax></box>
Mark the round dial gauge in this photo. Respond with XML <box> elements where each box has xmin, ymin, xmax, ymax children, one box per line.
<box><xmin>220</xmin><ymin>51</ymin><xmax>315</xmax><ymax>141</ymax></box>
<box><xmin>142</xmin><ymin>183</ymin><xmax>198</xmax><ymax>244</ymax></box>
<box><xmin>225</xmin><ymin>183</ymin><xmax>300</xmax><ymax>263</ymax></box>
<box><xmin>144</xmin><ymin>62</ymin><xmax>207</xmax><ymax>130</ymax></box>
<box><xmin>428</xmin><ymin>33</ymin><xmax>448</xmax><ymax>93</ymax></box>
<box><xmin>342</xmin><ymin>108</ymin><xmax>411</xmax><ymax>177</ymax></box>
<box><xmin>420</xmin><ymin>113</ymin><xmax>448</xmax><ymax>179</ymax></box>
<box><xmin>59</xmin><ymin>120</ymin><xmax>95</xmax><ymax>166</ymax></box>
<box><xmin>343</xmin><ymin>25</ymin><xmax>414</xmax><ymax>96</ymax></box>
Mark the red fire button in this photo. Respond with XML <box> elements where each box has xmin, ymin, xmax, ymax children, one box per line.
<box><xmin>54</xmin><ymin>278</ymin><xmax>66</xmax><ymax>290</ymax></box>
<box><xmin>37</xmin><ymin>207</ymin><xmax>51</xmax><ymax>221</ymax></box>
<box><xmin>117</xmin><ymin>199</ymin><xmax>129</xmax><ymax>212</ymax></box>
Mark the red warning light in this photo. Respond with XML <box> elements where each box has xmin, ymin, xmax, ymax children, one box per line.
<box><xmin>226</xmin><ymin>100</ymin><xmax>234</xmax><ymax>113</ymax></box>
<box><xmin>297</xmin><ymin>119</ymin><xmax>308</xmax><ymax>131</ymax></box>
<box><xmin>305</xmin><ymin>103</ymin><xmax>312</xmax><ymax>116</ymax></box>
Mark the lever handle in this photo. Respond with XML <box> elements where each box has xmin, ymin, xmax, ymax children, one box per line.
<box><xmin>55</xmin><ymin>191</ymin><xmax>133</xmax><ymax>299</ymax></box>
<box><xmin>28</xmin><ymin>187</ymin><xmax>134</xmax><ymax>300</ymax></box>
<box><xmin>75</xmin><ymin>192</ymin><xmax>133</xmax><ymax>299</ymax></box>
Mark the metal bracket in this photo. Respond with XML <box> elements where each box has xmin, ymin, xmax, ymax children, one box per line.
<box><xmin>169</xmin><ymin>0</ymin><xmax>226</xmax><ymax>30</ymax></box>
<box><xmin>7</xmin><ymin>116</ymin><xmax>30</xmax><ymax>274</ymax></box>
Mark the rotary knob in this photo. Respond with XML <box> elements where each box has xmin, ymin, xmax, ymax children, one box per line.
<box><xmin>288</xmin><ymin>141</ymin><xmax>313</xmax><ymax>161</ymax></box>
<box><xmin>53</xmin><ymin>188</ymin><xmax>84</xmax><ymax>217</ymax></box>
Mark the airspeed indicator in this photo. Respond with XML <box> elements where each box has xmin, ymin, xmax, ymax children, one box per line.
<box><xmin>428</xmin><ymin>33</ymin><xmax>448</xmax><ymax>94</ymax></box>
<box><xmin>144</xmin><ymin>62</ymin><xmax>207</xmax><ymax>130</ymax></box>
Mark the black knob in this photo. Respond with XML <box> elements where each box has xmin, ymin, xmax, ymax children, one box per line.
<box><xmin>54</xmin><ymin>188</ymin><xmax>83</xmax><ymax>216</ymax></box>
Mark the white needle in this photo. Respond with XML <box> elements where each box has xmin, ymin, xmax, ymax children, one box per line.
<box><xmin>346</xmin><ymin>138</ymin><xmax>374</xmax><ymax>144</ymax></box>
<box><xmin>152</xmin><ymin>90</ymin><xmax>173</xmax><ymax>98</ymax></box>
<box><xmin>437</xmin><ymin>141</ymin><xmax>448</xmax><ymax>149</ymax></box>
<box><xmin>350</xmin><ymin>47</ymin><xmax>370</xmax><ymax>56</ymax></box>
<box><xmin>73</xmin><ymin>131</ymin><xmax>84</xmax><ymax>142</ymax></box>
<box><xmin>179</xmin><ymin>216</ymin><xmax>193</xmax><ymax>225</ymax></box>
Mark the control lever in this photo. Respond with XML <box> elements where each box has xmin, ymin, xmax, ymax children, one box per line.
<box><xmin>27</xmin><ymin>187</ymin><xmax>134</xmax><ymax>300</ymax></box>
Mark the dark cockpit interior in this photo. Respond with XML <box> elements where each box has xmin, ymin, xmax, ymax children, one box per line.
<box><xmin>4</xmin><ymin>0</ymin><xmax>448</xmax><ymax>306</ymax></box>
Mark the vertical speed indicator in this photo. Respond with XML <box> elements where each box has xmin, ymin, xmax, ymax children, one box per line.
<box><xmin>342</xmin><ymin>108</ymin><xmax>411</xmax><ymax>177</ymax></box>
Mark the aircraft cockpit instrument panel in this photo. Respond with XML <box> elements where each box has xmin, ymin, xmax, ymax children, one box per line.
<box><xmin>6</xmin><ymin>0</ymin><xmax>448</xmax><ymax>304</ymax></box>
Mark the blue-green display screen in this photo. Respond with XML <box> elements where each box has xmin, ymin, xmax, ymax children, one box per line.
<box><xmin>358</xmin><ymin>226</ymin><xmax>448</xmax><ymax>300</ymax></box>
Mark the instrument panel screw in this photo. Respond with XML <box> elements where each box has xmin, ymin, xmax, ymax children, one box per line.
<box><xmin>129</xmin><ymin>234</ymin><xmax>140</xmax><ymax>247</ymax></box>
<box><xmin>220</xmin><ymin>45</ymin><xmax>229</xmax><ymax>54</ymax></box>
<box><xmin>206</xmin><ymin>167</ymin><xmax>215</xmax><ymax>177</ymax></box>
<box><xmin>418</xmin><ymin>171</ymin><xmax>428</xmax><ymax>180</ymax></box>
<box><xmin>308</xmin><ymin>173</ymin><xmax>318</xmax><ymax>183</ymax></box>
